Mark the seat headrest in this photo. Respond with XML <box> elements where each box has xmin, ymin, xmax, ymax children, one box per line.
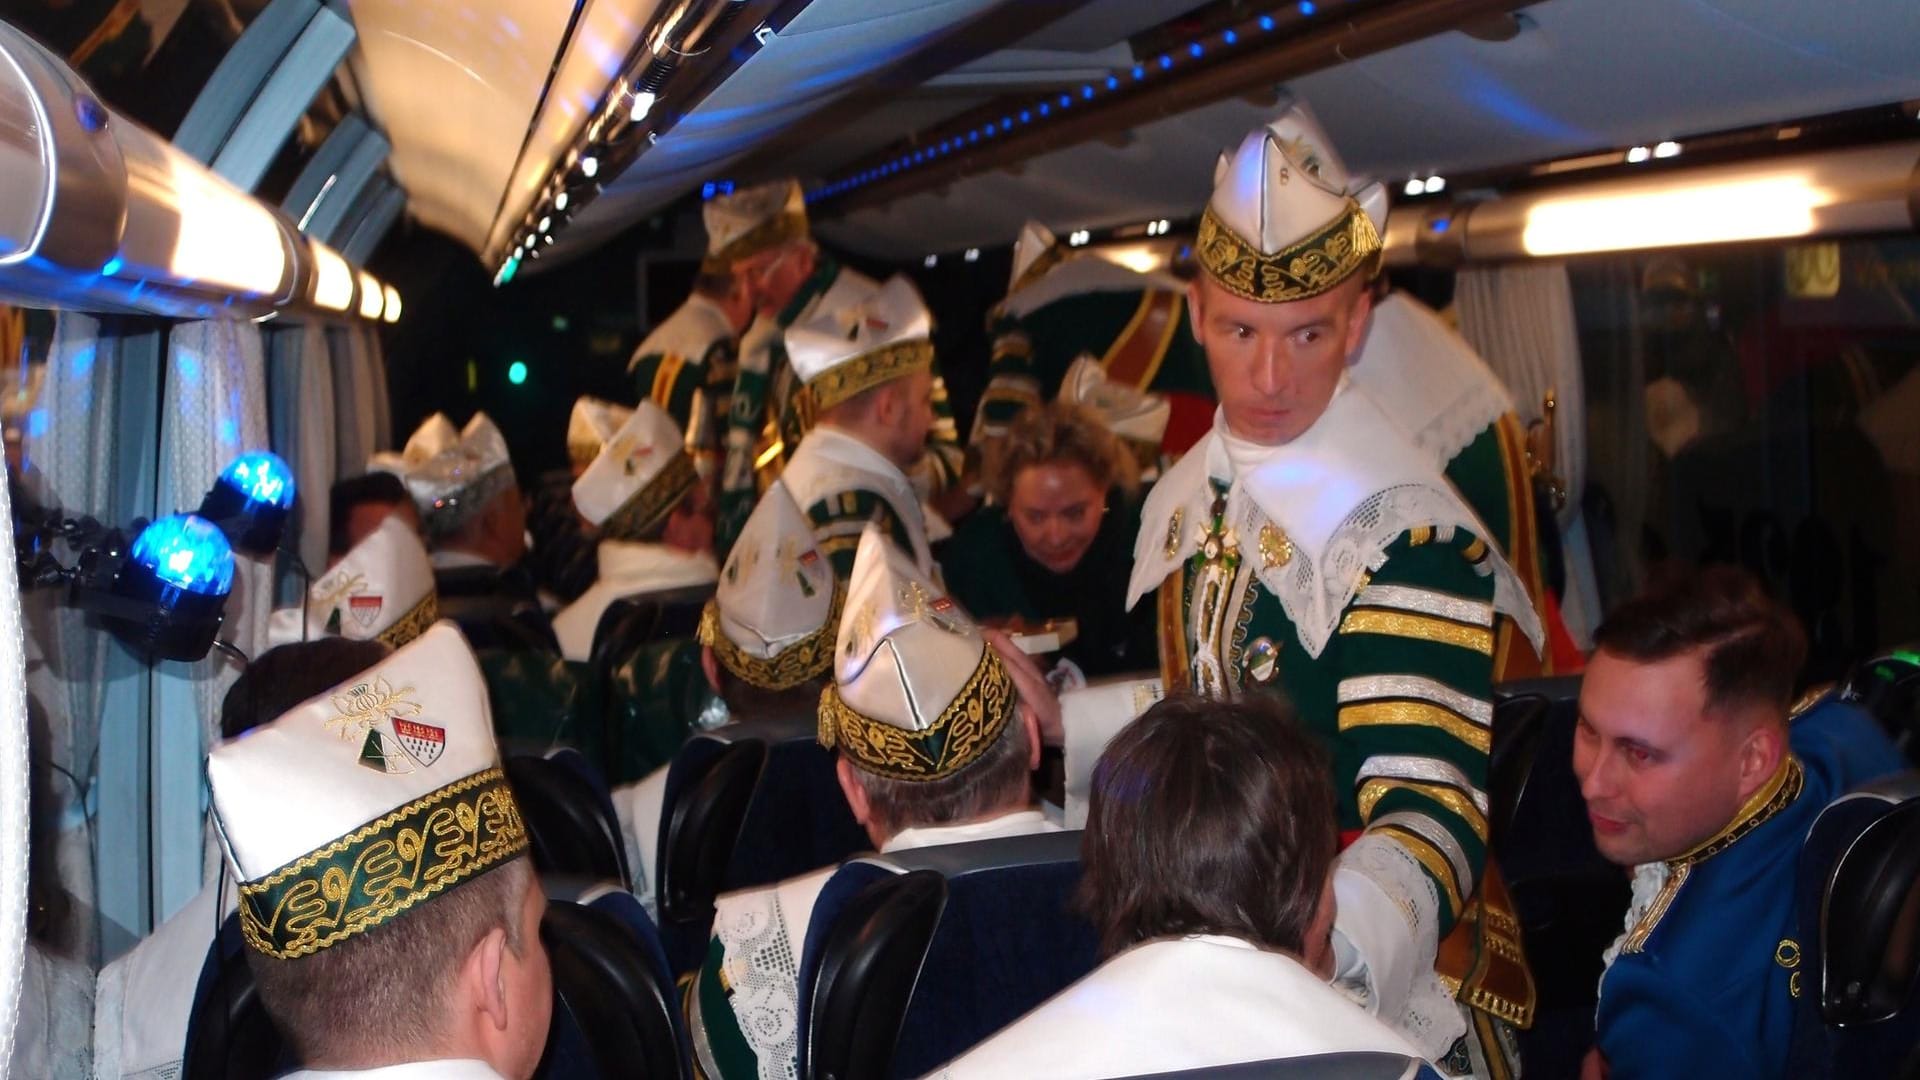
<box><xmin>1818</xmin><ymin>795</ymin><xmax>1920</xmax><ymax>1025</ymax></box>
<box><xmin>852</xmin><ymin>829</ymin><xmax>1083</xmax><ymax>880</ymax></box>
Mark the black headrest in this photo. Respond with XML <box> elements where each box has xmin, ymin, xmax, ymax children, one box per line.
<box><xmin>591</xmin><ymin>587</ymin><xmax>714</xmax><ymax>669</ymax></box>
<box><xmin>658</xmin><ymin>736</ymin><xmax>767</xmax><ymax>927</ymax></box>
<box><xmin>803</xmin><ymin>869</ymin><xmax>948</xmax><ymax>1080</ymax></box>
<box><xmin>1488</xmin><ymin>691</ymin><xmax>1552</xmax><ymax>847</ymax></box>
<box><xmin>540</xmin><ymin>899</ymin><xmax>690</xmax><ymax>1080</ymax></box>
<box><xmin>506</xmin><ymin>753</ymin><xmax>630</xmax><ymax>888</ymax></box>
<box><xmin>1818</xmin><ymin>785</ymin><xmax>1920</xmax><ymax>1025</ymax></box>
<box><xmin>799</xmin><ymin>830</ymin><xmax>1098</xmax><ymax>1078</ymax></box>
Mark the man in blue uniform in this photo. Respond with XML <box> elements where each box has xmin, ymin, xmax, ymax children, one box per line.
<box><xmin>1577</xmin><ymin>566</ymin><xmax>1903</xmax><ymax>1079</ymax></box>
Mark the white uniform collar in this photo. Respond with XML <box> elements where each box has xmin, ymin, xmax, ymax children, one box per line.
<box><xmin>1128</xmin><ymin>383</ymin><xmax>1543</xmax><ymax>659</ymax></box>
<box><xmin>629</xmin><ymin>292</ymin><xmax>735</xmax><ymax>373</ymax></box>
<box><xmin>783</xmin><ymin>425</ymin><xmax>934</xmax><ymax>574</ymax></box>
<box><xmin>277</xmin><ymin>1057</ymin><xmax>506</xmax><ymax>1079</ymax></box>
<box><xmin>1348</xmin><ymin>293</ymin><xmax>1512</xmax><ymax>467</ymax></box>
<box><xmin>884</xmin><ymin>808</ymin><xmax>1059</xmax><ymax>854</ymax></box>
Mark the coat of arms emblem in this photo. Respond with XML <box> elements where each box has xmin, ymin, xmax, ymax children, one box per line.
<box><xmin>348</xmin><ymin>594</ymin><xmax>384</xmax><ymax>629</ymax></box>
<box><xmin>391</xmin><ymin>717</ymin><xmax>447</xmax><ymax>769</ymax></box>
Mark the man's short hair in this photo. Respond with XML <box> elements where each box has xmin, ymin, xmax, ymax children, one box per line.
<box><xmin>329</xmin><ymin>472</ymin><xmax>411</xmax><ymax>556</ymax></box>
<box><xmin>219</xmin><ymin>638</ymin><xmax>392</xmax><ymax>740</ymax></box>
<box><xmin>712</xmin><ymin>664</ymin><xmax>828</xmax><ymax>725</ymax></box>
<box><xmin>247</xmin><ymin>857</ymin><xmax>532</xmax><ymax>1065</ymax></box>
<box><xmin>1076</xmin><ymin>693</ymin><xmax>1336</xmax><ymax>958</ymax></box>
<box><xmin>1592</xmin><ymin>564</ymin><xmax>1807</xmax><ymax>717</ymax></box>
<box><xmin>852</xmin><ymin>692</ymin><xmax>1031</xmax><ymax>836</ymax></box>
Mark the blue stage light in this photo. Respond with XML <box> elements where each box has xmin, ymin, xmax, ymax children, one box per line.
<box><xmin>220</xmin><ymin>452</ymin><xmax>294</xmax><ymax>511</ymax></box>
<box><xmin>129</xmin><ymin>515</ymin><xmax>234</xmax><ymax>597</ymax></box>
<box><xmin>198</xmin><ymin>451</ymin><xmax>296</xmax><ymax>556</ymax></box>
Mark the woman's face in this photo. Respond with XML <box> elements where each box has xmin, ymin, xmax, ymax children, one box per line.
<box><xmin>1008</xmin><ymin>461</ymin><xmax>1106</xmax><ymax>574</ymax></box>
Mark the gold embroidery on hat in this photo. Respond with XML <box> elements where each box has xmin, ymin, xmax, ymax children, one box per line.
<box><xmin>1197</xmin><ymin>199</ymin><xmax>1381</xmax><ymax>304</ymax></box>
<box><xmin>817</xmin><ymin>646</ymin><xmax>1014</xmax><ymax>781</ymax></box>
<box><xmin>806</xmin><ymin>340</ymin><xmax>935</xmax><ymax>412</ymax></box>
<box><xmin>377</xmin><ymin>592</ymin><xmax>439</xmax><ymax>649</ymax></box>
<box><xmin>714</xmin><ymin>208</ymin><xmax>810</xmax><ymax>265</ymax></box>
<box><xmin>698</xmin><ymin>580</ymin><xmax>846</xmax><ymax>691</ymax></box>
<box><xmin>327</xmin><ymin>677</ymin><xmax>421</xmax><ymax>741</ymax></box>
<box><xmin>602</xmin><ymin>451</ymin><xmax>699</xmax><ymax>541</ymax></box>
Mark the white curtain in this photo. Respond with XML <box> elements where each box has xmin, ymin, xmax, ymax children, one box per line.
<box><xmin>363</xmin><ymin>324</ymin><xmax>393</xmax><ymax>455</ymax></box>
<box><xmin>267</xmin><ymin>322</ymin><xmax>337</xmax><ymax>576</ymax></box>
<box><xmin>1455</xmin><ymin>263</ymin><xmax>1602</xmax><ymax>647</ymax></box>
<box><xmin>329</xmin><ymin>325</ymin><xmax>383</xmax><ymax>476</ymax></box>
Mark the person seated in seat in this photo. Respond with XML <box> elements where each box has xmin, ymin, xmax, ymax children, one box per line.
<box><xmin>90</xmin><ymin>637</ymin><xmax>393</xmax><ymax>1080</ymax></box>
<box><xmin>942</xmin><ymin>382</ymin><xmax>1160</xmax><ymax>679</ymax></box>
<box><xmin>606</xmin><ymin>478</ymin><xmax>841</xmax><ymax>910</ymax></box>
<box><xmin>268</xmin><ymin>512</ymin><xmax>439</xmax><ymax>650</ymax></box>
<box><xmin>551</xmin><ymin>399</ymin><xmax>718</xmax><ymax>662</ymax></box>
<box><xmin>1578</xmin><ymin>566</ymin><xmax>1903</xmax><ymax>1080</ymax></box>
<box><xmin>377</xmin><ymin>411</ymin><xmax>554</xmax><ymax>651</ymax></box>
<box><xmin>938</xmin><ymin>692</ymin><xmax>1424</xmax><ymax>1077</ymax></box>
<box><xmin>328</xmin><ymin>470</ymin><xmax>422</xmax><ymax>564</ymax></box>
<box><xmin>685</xmin><ymin>526</ymin><xmax>1060</xmax><ymax>1079</ymax></box>
<box><xmin>205</xmin><ymin>623</ymin><xmax>551</xmax><ymax>1080</ymax></box>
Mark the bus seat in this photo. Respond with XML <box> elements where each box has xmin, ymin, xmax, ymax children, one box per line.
<box><xmin>481</xmin><ymin>650</ymin><xmax>607</xmax><ymax>764</ymax></box>
<box><xmin>798</xmin><ymin>830</ymin><xmax>1097</xmax><ymax>1079</ymax></box>
<box><xmin>181</xmin><ymin>913</ymin><xmax>289</xmax><ymax>1080</ymax></box>
<box><xmin>1117</xmin><ymin>1051</ymin><xmax>1445</xmax><ymax>1079</ymax></box>
<box><xmin>590</xmin><ymin>584</ymin><xmax>715</xmax><ymax>670</ymax></box>
<box><xmin>1793</xmin><ymin>772</ymin><xmax>1920</xmax><ymax>1078</ymax></box>
<box><xmin>507</xmin><ymin>750</ymin><xmax>631</xmax><ymax>889</ymax></box>
<box><xmin>605</xmin><ymin>637</ymin><xmax>711</xmax><ymax>784</ymax></box>
<box><xmin>656</xmin><ymin>712</ymin><xmax>869</xmax><ymax>974</ymax></box>
<box><xmin>1838</xmin><ymin>646</ymin><xmax>1920</xmax><ymax>763</ymax></box>
<box><xmin>1488</xmin><ymin>685</ymin><xmax>1554</xmax><ymax>847</ymax></box>
<box><xmin>538</xmin><ymin>884</ymin><xmax>692</xmax><ymax>1080</ymax></box>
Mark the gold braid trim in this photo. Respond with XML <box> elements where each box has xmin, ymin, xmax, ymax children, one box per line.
<box><xmin>714</xmin><ymin>210</ymin><xmax>810</xmax><ymax>266</ymax></box>
<box><xmin>817</xmin><ymin>646</ymin><xmax>1014</xmax><ymax>781</ymax></box>
<box><xmin>1338</xmin><ymin>609</ymin><xmax>1495</xmax><ymax>655</ymax></box>
<box><xmin>806</xmin><ymin>341</ymin><xmax>934</xmax><ymax>412</ymax></box>
<box><xmin>1674</xmin><ymin>755</ymin><xmax>1803</xmax><ymax>866</ymax></box>
<box><xmin>237</xmin><ymin>767</ymin><xmax>528</xmax><ymax>959</ymax></box>
<box><xmin>602</xmin><ymin>451</ymin><xmax>698</xmax><ymax>541</ymax></box>
<box><xmin>376</xmin><ymin>591</ymin><xmax>438</xmax><ymax>649</ymax></box>
<box><xmin>698</xmin><ymin>579</ymin><xmax>845</xmax><ymax>691</ymax></box>
<box><xmin>1196</xmin><ymin>199</ymin><xmax>1381</xmax><ymax>304</ymax></box>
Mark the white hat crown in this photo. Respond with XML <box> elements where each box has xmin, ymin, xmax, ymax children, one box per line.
<box><xmin>1008</xmin><ymin>220</ymin><xmax>1062</xmax><ymax>295</ymax></box>
<box><xmin>303</xmin><ymin>514</ymin><xmax>437</xmax><ymax>646</ymax></box>
<box><xmin>818</xmin><ymin>528</ymin><xmax>1015</xmax><ymax>781</ymax></box>
<box><xmin>571</xmin><ymin>399</ymin><xmax>695</xmax><ymax>538</ymax></box>
<box><xmin>703</xmin><ymin>179</ymin><xmax>808</xmax><ymax>264</ymax></box>
<box><xmin>699</xmin><ymin>481</ymin><xmax>839</xmax><ymax>690</ymax></box>
<box><xmin>786</xmin><ymin>274</ymin><xmax>934</xmax><ymax>411</ymax></box>
<box><xmin>1059</xmin><ymin>357</ymin><xmax>1171</xmax><ymax>447</ymax></box>
<box><xmin>376</xmin><ymin>412</ymin><xmax>516</xmax><ymax>537</ymax></box>
<box><xmin>568</xmin><ymin>396</ymin><xmax>634</xmax><ymax>468</ymax></box>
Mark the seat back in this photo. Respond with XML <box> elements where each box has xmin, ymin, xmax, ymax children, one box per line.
<box><xmin>539</xmin><ymin>884</ymin><xmax>691</xmax><ymax>1080</ymax></box>
<box><xmin>798</xmin><ymin>830</ymin><xmax>1098</xmax><ymax>1079</ymax></box>
<box><xmin>1124</xmin><ymin>1052</ymin><xmax>1444</xmax><ymax>1079</ymax></box>
<box><xmin>656</xmin><ymin>712</ymin><xmax>868</xmax><ymax>972</ymax></box>
<box><xmin>1488</xmin><ymin>688</ymin><xmax>1552</xmax><ymax>848</ymax></box>
<box><xmin>1839</xmin><ymin>647</ymin><xmax>1920</xmax><ymax>762</ymax></box>
<box><xmin>181</xmin><ymin>913</ymin><xmax>291</xmax><ymax>1080</ymax></box>
<box><xmin>591</xmin><ymin>587</ymin><xmax>715</xmax><ymax>670</ymax></box>
<box><xmin>1797</xmin><ymin>772</ymin><xmax>1920</xmax><ymax>1077</ymax></box>
<box><xmin>507</xmin><ymin>750</ymin><xmax>630</xmax><ymax>889</ymax></box>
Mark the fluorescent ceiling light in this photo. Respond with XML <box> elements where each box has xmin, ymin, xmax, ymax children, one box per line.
<box><xmin>1521</xmin><ymin>175</ymin><xmax>1825</xmax><ymax>256</ymax></box>
<box><xmin>357</xmin><ymin>271</ymin><xmax>383</xmax><ymax>319</ymax></box>
<box><xmin>382</xmin><ymin>284</ymin><xmax>402</xmax><ymax>323</ymax></box>
<box><xmin>310</xmin><ymin>242</ymin><xmax>354</xmax><ymax>312</ymax></box>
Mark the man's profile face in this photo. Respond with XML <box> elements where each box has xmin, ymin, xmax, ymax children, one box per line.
<box><xmin>1573</xmin><ymin>648</ymin><xmax>1759</xmax><ymax>867</ymax></box>
<box><xmin>1188</xmin><ymin>273</ymin><xmax>1371</xmax><ymax>446</ymax></box>
<box><xmin>880</xmin><ymin>369</ymin><xmax>935</xmax><ymax>471</ymax></box>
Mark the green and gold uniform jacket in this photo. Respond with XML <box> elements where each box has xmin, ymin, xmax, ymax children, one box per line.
<box><xmin>972</xmin><ymin>258</ymin><xmax>1214</xmax><ymax>462</ymax></box>
<box><xmin>1129</xmin><ymin>384</ymin><xmax>1546</xmax><ymax>1032</ymax></box>
<box><xmin>778</xmin><ymin>426</ymin><xmax>936</xmax><ymax>581</ymax></box>
<box><xmin>718</xmin><ymin>257</ymin><xmax>962</xmax><ymax>554</ymax></box>
<box><xmin>627</xmin><ymin>292</ymin><xmax>737</xmax><ymax>479</ymax></box>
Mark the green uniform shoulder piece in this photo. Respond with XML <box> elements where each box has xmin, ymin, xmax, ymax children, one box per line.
<box><xmin>803</xmin><ymin>488</ymin><xmax>914</xmax><ymax>577</ymax></box>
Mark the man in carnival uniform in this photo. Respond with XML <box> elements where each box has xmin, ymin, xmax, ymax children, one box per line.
<box><xmin>1126</xmin><ymin>114</ymin><xmax>1547</xmax><ymax>1077</ymax></box>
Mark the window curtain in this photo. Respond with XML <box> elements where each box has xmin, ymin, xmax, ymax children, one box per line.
<box><xmin>363</xmin><ymin>323</ymin><xmax>393</xmax><ymax>455</ymax></box>
<box><xmin>329</xmin><ymin>325</ymin><xmax>379</xmax><ymax>476</ymax></box>
<box><xmin>267</xmin><ymin>321</ymin><xmax>337</xmax><ymax>579</ymax></box>
<box><xmin>1455</xmin><ymin>263</ymin><xmax>1603</xmax><ymax>647</ymax></box>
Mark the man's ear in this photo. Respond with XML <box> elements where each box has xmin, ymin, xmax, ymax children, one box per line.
<box><xmin>469</xmin><ymin>924</ymin><xmax>513</xmax><ymax>1033</ymax></box>
<box><xmin>1017</xmin><ymin>705</ymin><xmax>1042</xmax><ymax>771</ymax></box>
<box><xmin>835</xmin><ymin>755</ymin><xmax>872</xmax><ymax>826</ymax></box>
<box><xmin>1186</xmin><ymin>279</ymin><xmax>1207</xmax><ymax>344</ymax></box>
<box><xmin>1736</xmin><ymin>718</ymin><xmax>1787</xmax><ymax>803</ymax></box>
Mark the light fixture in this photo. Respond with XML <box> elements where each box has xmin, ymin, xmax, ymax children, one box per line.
<box><xmin>508</xmin><ymin>360</ymin><xmax>529</xmax><ymax>386</ymax></box>
<box><xmin>1626</xmin><ymin>145</ymin><xmax>1653</xmax><ymax>164</ymax></box>
<box><xmin>1404</xmin><ymin>178</ymin><xmax>1427</xmax><ymax>196</ymax></box>
<box><xmin>543</xmin><ymin>234</ymin><xmax>555</xmax><ymax>245</ymax></box>
<box><xmin>309</xmin><ymin>241</ymin><xmax>354</xmax><ymax>313</ymax></box>
<box><xmin>356</xmin><ymin>271</ymin><xmax>383</xmax><ymax>319</ymax></box>
<box><xmin>197</xmin><ymin>450</ymin><xmax>296</xmax><ymax>556</ymax></box>
<box><xmin>581</xmin><ymin>155</ymin><xmax>599</xmax><ymax>178</ymax></box>
<box><xmin>964</xmin><ymin>248</ymin><xmax>980</xmax><ymax>262</ymax></box>
<box><xmin>630</xmin><ymin>90</ymin><xmax>657</xmax><ymax>122</ymax></box>
<box><xmin>1654</xmin><ymin>141</ymin><xmax>1682</xmax><ymax>159</ymax></box>
<box><xmin>1069</xmin><ymin>230</ymin><xmax>1091</xmax><ymax>247</ymax></box>
<box><xmin>924</xmin><ymin>254</ymin><xmax>938</xmax><ymax>267</ymax></box>
<box><xmin>1519</xmin><ymin>175</ymin><xmax>1825</xmax><ymax>256</ymax></box>
<box><xmin>538</xmin><ymin>216</ymin><xmax>552</xmax><ymax>233</ymax></box>
<box><xmin>382</xmin><ymin>284</ymin><xmax>402</xmax><ymax>324</ymax></box>
<box><xmin>555</xmin><ymin>192</ymin><xmax>569</xmax><ymax>211</ymax></box>
<box><xmin>1425</xmin><ymin>176</ymin><xmax>1447</xmax><ymax>194</ymax></box>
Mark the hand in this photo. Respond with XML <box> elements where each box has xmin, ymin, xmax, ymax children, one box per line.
<box><xmin>1580</xmin><ymin>1047</ymin><xmax>1610</xmax><ymax>1080</ymax></box>
<box><xmin>982</xmin><ymin>627</ymin><xmax>1062</xmax><ymax>746</ymax></box>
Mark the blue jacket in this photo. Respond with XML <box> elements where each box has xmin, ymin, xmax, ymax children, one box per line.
<box><xmin>1594</xmin><ymin>696</ymin><xmax>1902</xmax><ymax>1079</ymax></box>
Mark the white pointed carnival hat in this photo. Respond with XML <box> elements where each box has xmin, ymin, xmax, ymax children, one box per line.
<box><xmin>703</xmin><ymin>178</ymin><xmax>809</xmax><ymax>269</ymax></box>
<box><xmin>1007</xmin><ymin>220</ymin><xmax>1065</xmax><ymax>296</ymax></box>
<box><xmin>1059</xmin><ymin>356</ymin><xmax>1171</xmax><ymax>449</ymax></box>
<box><xmin>1196</xmin><ymin>105</ymin><xmax>1382</xmax><ymax>304</ymax></box>
<box><xmin>698</xmin><ymin>481</ymin><xmax>840</xmax><ymax>690</ymax></box>
<box><xmin>570</xmin><ymin>399</ymin><xmax>697</xmax><ymax>540</ymax></box>
<box><xmin>786</xmin><ymin>274</ymin><xmax>934</xmax><ymax>412</ymax></box>
<box><xmin>567</xmin><ymin>396</ymin><xmax>634</xmax><ymax>471</ymax></box>
<box><xmin>206</xmin><ymin>622</ymin><xmax>529</xmax><ymax>959</ymax></box>
<box><xmin>818</xmin><ymin>527</ymin><xmax>1016</xmax><ymax>781</ymax></box>
<box><xmin>375</xmin><ymin>413</ymin><xmax>517</xmax><ymax>538</ymax></box>
<box><xmin>269</xmin><ymin>514</ymin><xmax>437</xmax><ymax>649</ymax></box>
